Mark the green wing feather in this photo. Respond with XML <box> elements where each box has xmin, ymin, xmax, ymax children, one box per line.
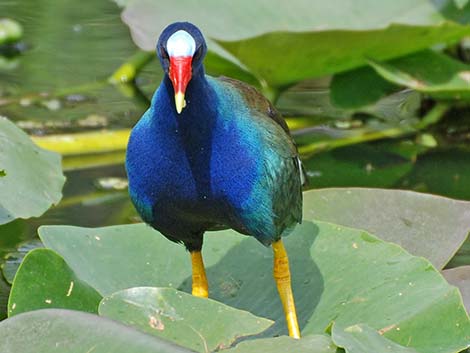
<box><xmin>218</xmin><ymin>76</ymin><xmax>303</xmax><ymax>238</ymax></box>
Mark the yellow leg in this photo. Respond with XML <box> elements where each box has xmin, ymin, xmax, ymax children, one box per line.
<box><xmin>272</xmin><ymin>239</ymin><xmax>300</xmax><ymax>339</ymax></box>
<box><xmin>190</xmin><ymin>251</ymin><xmax>208</xmax><ymax>298</ymax></box>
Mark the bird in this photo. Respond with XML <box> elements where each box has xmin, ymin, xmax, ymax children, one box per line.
<box><xmin>125</xmin><ymin>22</ymin><xmax>302</xmax><ymax>338</ymax></box>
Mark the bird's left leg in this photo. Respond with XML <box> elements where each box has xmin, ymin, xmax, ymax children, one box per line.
<box><xmin>273</xmin><ymin>239</ymin><xmax>300</xmax><ymax>338</ymax></box>
<box><xmin>190</xmin><ymin>250</ymin><xmax>208</xmax><ymax>298</ymax></box>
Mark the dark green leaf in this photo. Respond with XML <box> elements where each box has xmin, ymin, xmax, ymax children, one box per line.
<box><xmin>331</xmin><ymin>66</ymin><xmax>398</xmax><ymax>109</ymax></box>
<box><xmin>304</xmin><ymin>144</ymin><xmax>414</xmax><ymax>188</ymax></box>
<box><xmin>400</xmin><ymin>148</ymin><xmax>470</xmax><ymax>200</ymax></box>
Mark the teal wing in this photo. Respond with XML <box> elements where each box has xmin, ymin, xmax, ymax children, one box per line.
<box><xmin>218</xmin><ymin>76</ymin><xmax>303</xmax><ymax>239</ymax></box>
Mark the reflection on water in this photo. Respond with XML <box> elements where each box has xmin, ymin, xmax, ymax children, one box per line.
<box><xmin>0</xmin><ymin>0</ymin><xmax>159</xmax><ymax>127</ymax></box>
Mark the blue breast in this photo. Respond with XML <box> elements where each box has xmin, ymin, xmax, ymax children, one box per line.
<box><xmin>126</xmin><ymin>75</ymin><xmax>275</xmax><ymax>243</ymax></box>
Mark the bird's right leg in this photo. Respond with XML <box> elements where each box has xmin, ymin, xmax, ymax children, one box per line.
<box><xmin>190</xmin><ymin>250</ymin><xmax>208</xmax><ymax>298</ymax></box>
<box><xmin>273</xmin><ymin>239</ymin><xmax>300</xmax><ymax>338</ymax></box>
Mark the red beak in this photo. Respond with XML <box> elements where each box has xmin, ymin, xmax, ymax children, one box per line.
<box><xmin>169</xmin><ymin>56</ymin><xmax>192</xmax><ymax>114</ymax></box>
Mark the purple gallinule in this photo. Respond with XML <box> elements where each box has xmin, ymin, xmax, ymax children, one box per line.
<box><xmin>126</xmin><ymin>22</ymin><xmax>302</xmax><ymax>338</ymax></box>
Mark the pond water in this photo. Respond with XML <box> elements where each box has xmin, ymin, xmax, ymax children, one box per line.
<box><xmin>1</xmin><ymin>0</ymin><xmax>470</xmax><ymax>315</ymax></box>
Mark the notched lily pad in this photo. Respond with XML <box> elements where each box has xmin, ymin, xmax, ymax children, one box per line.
<box><xmin>228</xmin><ymin>334</ymin><xmax>336</xmax><ymax>353</ymax></box>
<box><xmin>0</xmin><ymin>117</ymin><xmax>65</xmax><ymax>225</ymax></box>
<box><xmin>99</xmin><ymin>287</ymin><xmax>273</xmax><ymax>353</ymax></box>
<box><xmin>303</xmin><ymin>188</ymin><xmax>470</xmax><ymax>269</ymax></box>
<box><xmin>35</xmin><ymin>214</ymin><xmax>470</xmax><ymax>353</ymax></box>
<box><xmin>442</xmin><ymin>265</ymin><xmax>470</xmax><ymax>313</ymax></box>
<box><xmin>8</xmin><ymin>248</ymin><xmax>102</xmax><ymax>317</ymax></box>
<box><xmin>0</xmin><ymin>309</ymin><xmax>193</xmax><ymax>353</ymax></box>
<box><xmin>332</xmin><ymin>323</ymin><xmax>419</xmax><ymax>353</ymax></box>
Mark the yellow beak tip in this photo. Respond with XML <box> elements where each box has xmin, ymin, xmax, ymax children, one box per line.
<box><xmin>175</xmin><ymin>92</ymin><xmax>186</xmax><ymax>114</ymax></box>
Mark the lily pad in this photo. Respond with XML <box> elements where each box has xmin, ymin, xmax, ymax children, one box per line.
<box><xmin>228</xmin><ymin>335</ymin><xmax>336</xmax><ymax>353</ymax></box>
<box><xmin>35</xmin><ymin>218</ymin><xmax>470</xmax><ymax>353</ymax></box>
<box><xmin>7</xmin><ymin>248</ymin><xmax>101</xmax><ymax>317</ymax></box>
<box><xmin>303</xmin><ymin>188</ymin><xmax>470</xmax><ymax>269</ymax></box>
<box><xmin>442</xmin><ymin>265</ymin><xmax>470</xmax><ymax>313</ymax></box>
<box><xmin>118</xmin><ymin>0</ymin><xmax>470</xmax><ymax>88</ymax></box>
<box><xmin>0</xmin><ymin>309</ymin><xmax>193</xmax><ymax>353</ymax></box>
<box><xmin>99</xmin><ymin>287</ymin><xmax>273</xmax><ymax>353</ymax></box>
<box><xmin>332</xmin><ymin>323</ymin><xmax>418</xmax><ymax>353</ymax></box>
<box><xmin>0</xmin><ymin>117</ymin><xmax>65</xmax><ymax>225</ymax></box>
<box><xmin>368</xmin><ymin>49</ymin><xmax>470</xmax><ymax>99</ymax></box>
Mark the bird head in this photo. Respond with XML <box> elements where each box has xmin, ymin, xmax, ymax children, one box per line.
<box><xmin>157</xmin><ymin>22</ymin><xmax>207</xmax><ymax>114</ymax></box>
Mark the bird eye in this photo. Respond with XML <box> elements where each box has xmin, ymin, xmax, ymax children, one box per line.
<box><xmin>160</xmin><ymin>46</ymin><xmax>169</xmax><ymax>60</ymax></box>
<box><xmin>193</xmin><ymin>46</ymin><xmax>203</xmax><ymax>62</ymax></box>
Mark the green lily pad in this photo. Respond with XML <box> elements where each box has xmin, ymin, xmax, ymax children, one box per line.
<box><xmin>99</xmin><ymin>287</ymin><xmax>273</xmax><ymax>353</ymax></box>
<box><xmin>35</xmin><ymin>217</ymin><xmax>470</xmax><ymax>353</ymax></box>
<box><xmin>119</xmin><ymin>0</ymin><xmax>470</xmax><ymax>88</ymax></box>
<box><xmin>7</xmin><ymin>248</ymin><xmax>101</xmax><ymax>317</ymax></box>
<box><xmin>332</xmin><ymin>323</ymin><xmax>418</xmax><ymax>353</ymax></box>
<box><xmin>303</xmin><ymin>188</ymin><xmax>470</xmax><ymax>269</ymax></box>
<box><xmin>368</xmin><ymin>49</ymin><xmax>470</xmax><ymax>99</ymax></box>
<box><xmin>0</xmin><ymin>309</ymin><xmax>193</xmax><ymax>353</ymax></box>
<box><xmin>0</xmin><ymin>117</ymin><xmax>65</xmax><ymax>225</ymax></box>
<box><xmin>442</xmin><ymin>265</ymin><xmax>470</xmax><ymax>313</ymax></box>
<box><xmin>228</xmin><ymin>335</ymin><xmax>336</xmax><ymax>353</ymax></box>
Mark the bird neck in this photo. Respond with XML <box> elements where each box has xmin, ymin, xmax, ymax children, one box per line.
<box><xmin>158</xmin><ymin>69</ymin><xmax>217</xmax><ymax>140</ymax></box>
